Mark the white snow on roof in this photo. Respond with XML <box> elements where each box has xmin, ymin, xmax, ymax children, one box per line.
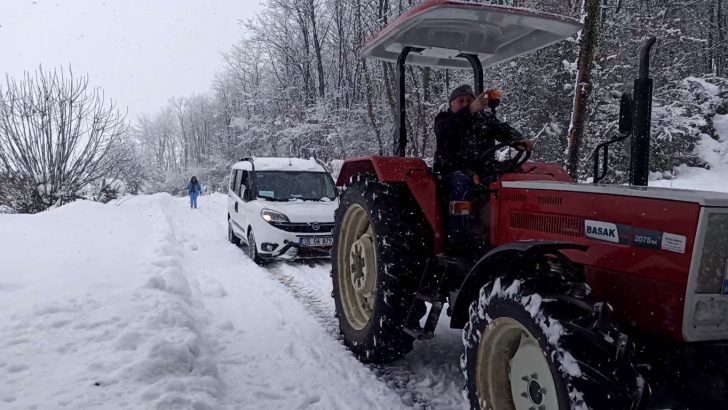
<box><xmin>232</xmin><ymin>157</ymin><xmax>326</xmax><ymax>172</ymax></box>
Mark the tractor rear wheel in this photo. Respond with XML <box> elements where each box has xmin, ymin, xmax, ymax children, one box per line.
<box><xmin>462</xmin><ymin>277</ymin><xmax>648</xmax><ymax>410</ymax></box>
<box><xmin>331</xmin><ymin>175</ymin><xmax>431</xmax><ymax>363</ymax></box>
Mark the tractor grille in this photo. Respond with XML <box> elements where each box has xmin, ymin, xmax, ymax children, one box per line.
<box><xmin>509</xmin><ymin>212</ymin><xmax>583</xmax><ymax>238</ymax></box>
<box><xmin>505</xmin><ymin>192</ymin><xmax>527</xmax><ymax>202</ymax></box>
<box><xmin>270</xmin><ymin>222</ymin><xmax>335</xmax><ymax>233</ymax></box>
<box><xmin>537</xmin><ymin>195</ymin><xmax>564</xmax><ymax>206</ymax></box>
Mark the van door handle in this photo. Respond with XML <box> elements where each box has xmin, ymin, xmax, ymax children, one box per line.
<box><xmin>235</xmin><ymin>202</ymin><xmax>239</xmax><ymax>212</ymax></box>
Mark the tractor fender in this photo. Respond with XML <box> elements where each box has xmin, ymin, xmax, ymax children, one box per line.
<box><xmin>337</xmin><ymin>156</ymin><xmax>442</xmax><ymax>253</ymax></box>
<box><xmin>449</xmin><ymin>240</ymin><xmax>588</xmax><ymax>329</ymax></box>
<box><xmin>336</xmin><ymin>156</ymin><xmax>429</xmax><ymax>186</ymax></box>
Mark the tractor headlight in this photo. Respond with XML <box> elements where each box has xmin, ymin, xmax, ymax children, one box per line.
<box><xmin>686</xmin><ymin>211</ymin><xmax>728</xmax><ymax>341</ymax></box>
<box><xmin>261</xmin><ymin>209</ymin><xmax>290</xmax><ymax>224</ymax></box>
<box><xmin>695</xmin><ymin>213</ymin><xmax>728</xmax><ymax>294</ymax></box>
<box><xmin>693</xmin><ymin>298</ymin><xmax>728</xmax><ymax>327</ymax></box>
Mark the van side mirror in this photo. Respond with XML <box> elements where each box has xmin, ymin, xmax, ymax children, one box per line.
<box><xmin>619</xmin><ymin>93</ymin><xmax>633</xmax><ymax>135</ymax></box>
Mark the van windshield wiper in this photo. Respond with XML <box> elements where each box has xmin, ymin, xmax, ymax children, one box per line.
<box><xmin>302</xmin><ymin>196</ymin><xmax>336</xmax><ymax>201</ymax></box>
<box><xmin>259</xmin><ymin>196</ymin><xmax>289</xmax><ymax>202</ymax></box>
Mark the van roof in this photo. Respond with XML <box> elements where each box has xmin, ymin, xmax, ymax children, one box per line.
<box><xmin>231</xmin><ymin>157</ymin><xmax>327</xmax><ymax>173</ymax></box>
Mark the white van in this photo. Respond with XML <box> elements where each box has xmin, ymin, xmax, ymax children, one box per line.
<box><xmin>227</xmin><ymin>157</ymin><xmax>338</xmax><ymax>264</ymax></box>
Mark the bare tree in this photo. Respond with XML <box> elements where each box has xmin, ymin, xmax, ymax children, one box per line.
<box><xmin>0</xmin><ymin>66</ymin><xmax>128</xmax><ymax>211</ymax></box>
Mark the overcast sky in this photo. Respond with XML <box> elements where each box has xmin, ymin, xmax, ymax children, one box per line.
<box><xmin>0</xmin><ymin>0</ymin><xmax>261</xmax><ymax>120</ymax></box>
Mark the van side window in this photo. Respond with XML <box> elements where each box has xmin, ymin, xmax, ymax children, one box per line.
<box><xmin>230</xmin><ymin>170</ymin><xmax>238</xmax><ymax>191</ymax></box>
<box><xmin>233</xmin><ymin>170</ymin><xmax>243</xmax><ymax>197</ymax></box>
<box><xmin>240</xmin><ymin>171</ymin><xmax>249</xmax><ymax>198</ymax></box>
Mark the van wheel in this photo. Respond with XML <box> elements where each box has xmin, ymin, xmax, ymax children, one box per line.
<box><xmin>228</xmin><ymin>218</ymin><xmax>241</xmax><ymax>246</ymax></box>
<box><xmin>247</xmin><ymin>230</ymin><xmax>264</xmax><ymax>265</ymax></box>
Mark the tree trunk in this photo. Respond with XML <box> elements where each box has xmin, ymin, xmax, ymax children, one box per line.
<box><xmin>566</xmin><ymin>0</ymin><xmax>600</xmax><ymax>179</ymax></box>
<box><xmin>421</xmin><ymin>67</ymin><xmax>432</xmax><ymax>156</ymax></box>
<box><xmin>307</xmin><ymin>0</ymin><xmax>326</xmax><ymax>99</ymax></box>
<box><xmin>382</xmin><ymin>62</ymin><xmax>396</xmax><ymax>114</ymax></box>
<box><xmin>717</xmin><ymin>0</ymin><xmax>724</xmax><ymax>76</ymax></box>
<box><xmin>294</xmin><ymin>1</ymin><xmax>315</xmax><ymax>104</ymax></box>
<box><xmin>709</xmin><ymin>0</ymin><xmax>715</xmax><ymax>73</ymax></box>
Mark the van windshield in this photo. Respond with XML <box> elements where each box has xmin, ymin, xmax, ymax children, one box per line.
<box><xmin>254</xmin><ymin>171</ymin><xmax>336</xmax><ymax>201</ymax></box>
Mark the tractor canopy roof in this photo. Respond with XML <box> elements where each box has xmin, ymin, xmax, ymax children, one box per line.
<box><xmin>360</xmin><ymin>0</ymin><xmax>582</xmax><ymax>69</ymax></box>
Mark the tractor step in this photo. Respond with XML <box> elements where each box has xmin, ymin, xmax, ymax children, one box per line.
<box><xmin>403</xmin><ymin>256</ymin><xmax>463</xmax><ymax>340</ymax></box>
<box><xmin>404</xmin><ymin>299</ymin><xmax>444</xmax><ymax>340</ymax></box>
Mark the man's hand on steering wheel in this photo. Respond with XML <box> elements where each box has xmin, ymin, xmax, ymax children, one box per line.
<box><xmin>477</xmin><ymin>140</ymin><xmax>533</xmax><ymax>177</ymax></box>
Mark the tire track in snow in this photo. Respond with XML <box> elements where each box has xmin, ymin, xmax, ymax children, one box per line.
<box><xmin>266</xmin><ymin>264</ymin><xmax>435</xmax><ymax>409</ymax></box>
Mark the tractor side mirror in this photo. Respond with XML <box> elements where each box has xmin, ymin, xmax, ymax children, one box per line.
<box><xmin>618</xmin><ymin>93</ymin><xmax>633</xmax><ymax>135</ymax></box>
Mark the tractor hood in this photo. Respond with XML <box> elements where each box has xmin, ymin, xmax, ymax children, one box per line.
<box><xmin>360</xmin><ymin>0</ymin><xmax>582</xmax><ymax>69</ymax></box>
<box><xmin>500</xmin><ymin>181</ymin><xmax>728</xmax><ymax>207</ymax></box>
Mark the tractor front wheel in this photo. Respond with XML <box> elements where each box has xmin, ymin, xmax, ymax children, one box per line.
<box><xmin>331</xmin><ymin>175</ymin><xmax>431</xmax><ymax>363</ymax></box>
<box><xmin>462</xmin><ymin>277</ymin><xmax>648</xmax><ymax>410</ymax></box>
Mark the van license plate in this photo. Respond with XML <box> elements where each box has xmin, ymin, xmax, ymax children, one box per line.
<box><xmin>300</xmin><ymin>237</ymin><xmax>333</xmax><ymax>247</ymax></box>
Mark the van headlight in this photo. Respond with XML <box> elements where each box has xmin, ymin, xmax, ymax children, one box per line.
<box><xmin>261</xmin><ymin>209</ymin><xmax>290</xmax><ymax>224</ymax></box>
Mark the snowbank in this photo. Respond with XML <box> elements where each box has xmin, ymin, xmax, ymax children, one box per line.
<box><xmin>651</xmin><ymin>78</ymin><xmax>727</xmax><ymax>192</ymax></box>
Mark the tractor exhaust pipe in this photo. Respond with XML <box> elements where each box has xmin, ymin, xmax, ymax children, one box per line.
<box><xmin>629</xmin><ymin>37</ymin><xmax>656</xmax><ymax>186</ymax></box>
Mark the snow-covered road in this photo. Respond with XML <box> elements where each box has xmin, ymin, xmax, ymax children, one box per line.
<box><xmin>0</xmin><ymin>193</ymin><xmax>467</xmax><ymax>409</ymax></box>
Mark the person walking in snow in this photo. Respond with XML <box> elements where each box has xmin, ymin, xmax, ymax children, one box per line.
<box><xmin>187</xmin><ymin>176</ymin><xmax>202</xmax><ymax>208</ymax></box>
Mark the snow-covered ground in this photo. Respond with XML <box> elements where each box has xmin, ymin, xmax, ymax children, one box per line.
<box><xmin>651</xmin><ymin>110</ymin><xmax>728</xmax><ymax>192</ymax></box>
<box><xmin>650</xmin><ymin>163</ymin><xmax>728</xmax><ymax>192</ymax></box>
<box><xmin>0</xmin><ymin>193</ymin><xmax>466</xmax><ymax>409</ymax></box>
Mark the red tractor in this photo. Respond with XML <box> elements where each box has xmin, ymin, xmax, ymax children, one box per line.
<box><xmin>331</xmin><ymin>1</ymin><xmax>728</xmax><ymax>409</ymax></box>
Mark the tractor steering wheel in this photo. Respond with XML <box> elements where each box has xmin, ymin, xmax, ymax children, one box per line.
<box><xmin>478</xmin><ymin>141</ymin><xmax>532</xmax><ymax>177</ymax></box>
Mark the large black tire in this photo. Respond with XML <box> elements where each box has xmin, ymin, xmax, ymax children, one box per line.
<box><xmin>462</xmin><ymin>277</ymin><xmax>648</xmax><ymax>410</ymax></box>
<box><xmin>247</xmin><ymin>229</ymin><xmax>265</xmax><ymax>266</ymax></box>
<box><xmin>228</xmin><ymin>216</ymin><xmax>241</xmax><ymax>246</ymax></box>
<box><xmin>672</xmin><ymin>343</ymin><xmax>728</xmax><ymax>407</ymax></box>
<box><xmin>331</xmin><ymin>174</ymin><xmax>432</xmax><ymax>363</ymax></box>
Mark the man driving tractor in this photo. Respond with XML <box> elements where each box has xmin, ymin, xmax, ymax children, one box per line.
<box><xmin>434</xmin><ymin>84</ymin><xmax>534</xmax><ymax>253</ymax></box>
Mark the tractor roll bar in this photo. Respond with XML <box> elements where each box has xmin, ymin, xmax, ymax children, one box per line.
<box><xmin>460</xmin><ymin>54</ymin><xmax>484</xmax><ymax>95</ymax></box>
<box><xmin>395</xmin><ymin>47</ymin><xmax>423</xmax><ymax>157</ymax></box>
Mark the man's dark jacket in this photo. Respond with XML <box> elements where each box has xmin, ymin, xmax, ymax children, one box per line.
<box><xmin>433</xmin><ymin>107</ymin><xmax>525</xmax><ymax>176</ymax></box>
